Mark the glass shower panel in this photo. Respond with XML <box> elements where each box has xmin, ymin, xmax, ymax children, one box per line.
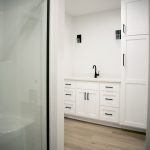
<box><xmin>0</xmin><ymin>0</ymin><xmax>47</xmax><ymax>150</ymax></box>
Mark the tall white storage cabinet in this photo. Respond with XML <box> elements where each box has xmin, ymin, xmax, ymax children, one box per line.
<box><xmin>121</xmin><ymin>0</ymin><xmax>149</xmax><ymax>129</ymax></box>
<box><xmin>121</xmin><ymin>0</ymin><xmax>149</xmax><ymax>36</ymax></box>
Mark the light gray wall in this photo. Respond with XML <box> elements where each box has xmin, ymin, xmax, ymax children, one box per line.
<box><xmin>146</xmin><ymin>0</ymin><xmax>150</xmax><ymax>150</ymax></box>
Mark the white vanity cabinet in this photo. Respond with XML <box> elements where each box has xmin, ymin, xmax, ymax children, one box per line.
<box><xmin>100</xmin><ymin>83</ymin><xmax>120</xmax><ymax>123</ymax></box>
<box><xmin>76</xmin><ymin>84</ymin><xmax>99</xmax><ymax>119</ymax></box>
<box><xmin>121</xmin><ymin>0</ymin><xmax>149</xmax><ymax>129</ymax></box>
<box><xmin>100</xmin><ymin>106</ymin><xmax>119</xmax><ymax>123</ymax></box>
<box><xmin>64</xmin><ymin>79</ymin><xmax>121</xmax><ymax>125</ymax></box>
<box><xmin>64</xmin><ymin>103</ymin><xmax>76</xmax><ymax>115</ymax></box>
<box><xmin>64</xmin><ymin>81</ymin><xmax>76</xmax><ymax>115</ymax></box>
<box><xmin>75</xmin><ymin>81</ymin><xmax>99</xmax><ymax>119</ymax></box>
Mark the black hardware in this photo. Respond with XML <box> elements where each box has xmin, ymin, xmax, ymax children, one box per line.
<box><xmin>84</xmin><ymin>92</ymin><xmax>86</xmax><ymax>100</ymax></box>
<box><xmin>87</xmin><ymin>92</ymin><xmax>89</xmax><ymax>100</ymax></box>
<box><xmin>77</xmin><ymin>34</ymin><xmax>82</xmax><ymax>43</ymax></box>
<box><xmin>123</xmin><ymin>24</ymin><xmax>126</xmax><ymax>33</ymax></box>
<box><xmin>105</xmin><ymin>86</ymin><xmax>113</xmax><ymax>89</ymax></box>
<box><xmin>65</xmin><ymin>83</ymin><xmax>71</xmax><ymax>86</ymax></box>
<box><xmin>105</xmin><ymin>98</ymin><xmax>113</xmax><ymax>101</ymax></box>
<box><xmin>65</xmin><ymin>107</ymin><xmax>72</xmax><ymax>109</ymax></box>
<box><xmin>123</xmin><ymin>54</ymin><xmax>125</xmax><ymax>66</ymax></box>
<box><xmin>93</xmin><ymin>65</ymin><xmax>100</xmax><ymax>78</ymax></box>
<box><xmin>65</xmin><ymin>94</ymin><xmax>71</xmax><ymax>96</ymax></box>
<box><xmin>115</xmin><ymin>30</ymin><xmax>121</xmax><ymax>40</ymax></box>
<box><xmin>105</xmin><ymin>113</ymin><xmax>113</xmax><ymax>116</ymax></box>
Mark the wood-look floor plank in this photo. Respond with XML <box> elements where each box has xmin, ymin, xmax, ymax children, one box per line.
<box><xmin>65</xmin><ymin>118</ymin><xmax>145</xmax><ymax>150</ymax></box>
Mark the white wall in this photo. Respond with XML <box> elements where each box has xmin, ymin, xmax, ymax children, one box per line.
<box><xmin>65</xmin><ymin>9</ymin><xmax>121</xmax><ymax>78</ymax></box>
<box><xmin>64</xmin><ymin>14</ymin><xmax>73</xmax><ymax>76</ymax></box>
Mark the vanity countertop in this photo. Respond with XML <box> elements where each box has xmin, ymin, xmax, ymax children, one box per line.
<box><xmin>64</xmin><ymin>77</ymin><xmax>121</xmax><ymax>83</ymax></box>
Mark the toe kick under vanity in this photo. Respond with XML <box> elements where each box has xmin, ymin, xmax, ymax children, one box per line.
<box><xmin>64</xmin><ymin>77</ymin><xmax>147</xmax><ymax>132</ymax></box>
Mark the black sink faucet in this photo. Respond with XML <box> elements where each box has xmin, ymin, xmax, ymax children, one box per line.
<box><xmin>93</xmin><ymin>65</ymin><xmax>100</xmax><ymax>78</ymax></box>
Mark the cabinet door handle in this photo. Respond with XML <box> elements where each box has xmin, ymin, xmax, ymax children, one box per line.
<box><xmin>105</xmin><ymin>113</ymin><xmax>113</xmax><ymax>116</ymax></box>
<box><xmin>105</xmin><ymin>86</ymin><xmax>113</xmax><ymax>89</ymax></box>
<box><xmin>87</xmin><ymin>92</ymin><xmax>89</xmax><ymax>100</ymax></box>
<box><xmin>65</xmin><ymin>83</ymin><xmax>71</xmax><ymax>86</ymax></box>
<box><xmin>105</xmin><ymin>98</ymin><xmax>113</xmax><ymax>101</ymax></box>
<box><xmin>65</xmin><ymin>107</ymin><xmax>71</xmax><ymax>109</ymax></box>
<box><xmin>123</xmin><ymin>24</ymin><xmax>126</xmax><ymax>33</ymax></box>
<box><xmin>123</xmin><ymin>54</ymin><xmax>125</xmax><ymax>67</ymax></box>
<box><xmin>65</xmin><ymin>94</ymin><xmax>71</xmax><ymax>96</ymax></box>
<box><xmin>84</xmin><ymin>92</ymin><xmax>86</xmax><ymax>100</ymax></box>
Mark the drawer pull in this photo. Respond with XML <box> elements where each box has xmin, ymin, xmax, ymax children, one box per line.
<box><xmin>105</xmin><ymin>113</ymin><xmax>113</xmax><ymax>116</ymax></box>
<box><xmin>65</xmin><ymin>107</ymin><xmax>72</xmax><ymax>109</ymax></box>
<box><xmin>65</xmin><ymin>94</ymin><xmax>71</xmax><ymax>96</ymax></box>
<box><xmin>84</xmin><ymin>92</ymin><xmax>86</xmax><ymax>100</ymax></box>
<box><xmin>65</xmin><ymin>83</ymin><xmax>71</xmax><ymax>86</ymax></box>
<box><xmin>105</xmin><ymin>98</ymin><xmax>113</xmax><ymax>101</ymax></box>
<box><xmin>87</xmin><ymin>92</ymin><xmax>89</xmax><ymax>100</ymax></box>
<box><xmin>105</xmin><ymin>86</ymin><xmax>113</xmax><ymax>89</ymax></box>
<box><xmin>123</xmin><ymin>24</ymin><xmax>126</xmax><ymax>33</ymax></box>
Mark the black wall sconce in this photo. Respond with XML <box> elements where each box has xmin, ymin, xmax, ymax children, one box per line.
<box><xmin>77</xmin><ymin>34</ymin><xmax>82</xmax><ymax>43</ymax></box>
<box><xmin>115</xmin><ymin>30</ymin><xmax>121</xmax><ymax>40</ymax></box>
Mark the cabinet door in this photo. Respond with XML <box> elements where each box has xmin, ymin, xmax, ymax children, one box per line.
<box><xmin>86</xmin><ymin>90</ymin><xmax>99</xmax><ymax>119</ymax></box>
<box><xmin>121</xmin><ymin>35</ymin><xmax>149</xmax><ymax>129</ymax></box>
<box><xmin>122</xmin><ymin>0</ymin><xmax>149</xmax><ymax>36</ymax></box>
<box><xmin>76</xmin><ymin>89</ymin><xmax>87</xmax><ymax>117</ymax></box>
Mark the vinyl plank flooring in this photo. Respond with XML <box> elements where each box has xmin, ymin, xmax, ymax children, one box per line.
<box><xmin>65</xmin><ymin>118</ymin><xmax>145</xmax><ymax>150</ymax></box>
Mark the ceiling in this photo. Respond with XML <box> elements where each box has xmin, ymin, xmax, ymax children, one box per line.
<box><xmin>65</xmin><ymin>0</ymin><xmax>121</xmax><ymax>16</ymax></box>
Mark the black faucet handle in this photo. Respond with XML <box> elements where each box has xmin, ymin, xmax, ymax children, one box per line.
<box><xmin>96</xmin><ymin>71</ymin><xmax>100</xmax><ymax>77</ymax></box>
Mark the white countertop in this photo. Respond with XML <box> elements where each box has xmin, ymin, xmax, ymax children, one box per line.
<box><xmin>64</xmin><ymin>77</ymin><xmax>121</xmax><ymax>83</ymax></box>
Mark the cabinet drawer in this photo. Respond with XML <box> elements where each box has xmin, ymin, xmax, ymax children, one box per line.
<box><xmin>100</xmin><ymin>92</ymin><xmax>119</xmax><ymax>107</ymax></box>
<box><xmin>64</xmin><ymin>103</ymin><xmax>75</xmax><ymax>115</ymax></box>
<box><xmin>100</xmin><ymin>106</ymin><xmax>119</xmax><ymax>123</ymax></box>
<box><xmin>100</xmin><ymin>83</ymin><xmax>120</xmax><ymax>92</ymax></box>
<box><xmin>76</xmin><ymin>81</ymin><xmax>99</xmax><ymax>90</ymax></box>
<box><xmin>64</xmin><ymin>89</ymin><xmax>76</xmax><ymax>102</ymax></box>
<box><xmin>64</xmin><ymin>80</ymin><xmax>76</xmax><ymax>88</ymax></box>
